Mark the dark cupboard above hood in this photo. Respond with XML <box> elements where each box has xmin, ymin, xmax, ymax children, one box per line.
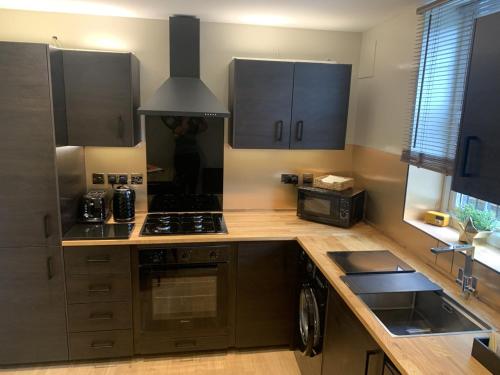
<box><xmin>138</xmin><ymin>15</ymin><xmax>229</xmax><ymax>118</ymax></box>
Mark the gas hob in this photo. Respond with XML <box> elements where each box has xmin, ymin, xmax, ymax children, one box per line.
<box><xmin>140</xmin><ymin>212</ymin><xmax>227</xmax><ymax>236</ymax></box>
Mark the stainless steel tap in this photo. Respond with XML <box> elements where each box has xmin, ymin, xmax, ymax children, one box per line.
<box><xmin>430</xmin><ymin>244</ymin><xmax>478</xmax><ymax>298</ymax></box>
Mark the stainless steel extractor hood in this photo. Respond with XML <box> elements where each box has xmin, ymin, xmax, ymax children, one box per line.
<box><xmin>138</xmin><ymin>15</ymin><xmax>230</xmax><ymax>118</ymax></box>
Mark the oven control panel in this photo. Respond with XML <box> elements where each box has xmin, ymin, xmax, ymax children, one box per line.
<box><xmin>139</xmin><ymin>245</ymin><xmax>230</xmax><ymax>265</ymax></box>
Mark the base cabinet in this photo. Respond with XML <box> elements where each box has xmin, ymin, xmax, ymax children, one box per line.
<box><xmin>64</xmin><ymin>246</ymin><xmax>133</xmax><ymax>360</ymax></box>
<box><xmin>0</xmin><ymin>247</ymin><xmax>68</xmax><ymax>365</ymax></box>
<box><xmin>235</xmin><ymin>241</ymin><xmax>299</xmax><ymax>348</ymax></box>
<box><xmin>322</xmin><ymin>286</ymin><xmax>384</xmax><ymax>375</ymax></box>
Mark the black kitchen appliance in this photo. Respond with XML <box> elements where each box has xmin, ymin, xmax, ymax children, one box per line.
<box><xmin>141</xmin><ymin>213</ymin><xmax>227</xmax><ymax>236</ymax></box>
<box><xmin>297</xmin><ymin>186</ymin><xmax>365</xmax><ymax>228</ymax></box>
<box><xmin>133</xmin><ymin>244</ymin><xmax>235</xmax><ymax>354</ymax></box>
<box><xmin>295</xmin><ymin>250</ymin><xmax>328</xmax><ymax>375</ymax></box>
<box><xmin>113</xmin><ymin>185</ymin><xmax>135</xmax><ymax>222</ymax></box>
<box><xmin>79</xmin><ymin>189</ymin><xmax>112</xmax><ymax>223</ymax></box>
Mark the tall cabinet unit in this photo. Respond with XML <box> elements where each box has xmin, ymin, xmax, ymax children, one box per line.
<box><xmin>0</xmin><ymin>42</ymin><xmax>68</xmax><ymax>364</ymax></box>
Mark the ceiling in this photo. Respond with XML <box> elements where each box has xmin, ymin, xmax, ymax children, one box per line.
<box><xmin>0</xmin><ymin>0</ymin><xmax>423</xmax><ymax>32</ymax></box>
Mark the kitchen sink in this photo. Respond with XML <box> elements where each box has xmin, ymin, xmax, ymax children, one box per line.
<box><xmin>359</xmin><ymin>290</ymin><xmax>491</xmax><ymax>336</ymax></box>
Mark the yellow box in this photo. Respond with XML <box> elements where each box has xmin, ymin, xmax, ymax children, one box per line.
<box><xmin>424</xmin><ymin>211</ymin><xmax>450</xmax><ymax>227</ymax></box>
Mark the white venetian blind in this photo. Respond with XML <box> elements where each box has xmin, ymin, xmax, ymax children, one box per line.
<box><xmin>402</xmin><ymin>0</ymin><xmax>500</xmax><ymax>175</ymax></box>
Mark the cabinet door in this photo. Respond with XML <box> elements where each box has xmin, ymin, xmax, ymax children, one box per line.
<box><xmin>290</xmin><ymin>63</ymin><xmax>351</xmax><ymax>149</ymax></box>
<box><xmin>235</xmin><ymin>241</ymin><xmax>298</xmax><ymax>347</ymax></box>
<box><xmin>229</xmin><ymin>59</ymin><xmax>294</xmax><ymax>149</ymax></box>
<box><xmin>63</xmin><ymin>50</ymin><xmax>137</xmax><ymax>147</ymax></box>
<box><xmin>452</xmin><ymin>12</ymin><xmax>500</xmax><ymax>205</ymax></box>
<box><xmin>322</xmin><ymin>287</ymin><xmax>384</xmax><ymax>375</ymax></box>
<box><xmin>0</xmin><ymin>42</ymin><xmax>61</xmax><ymax>247</ymax></box>
<box><xmin>0</xmin><ymin>246</ymin><xmax>68</xmax><ymax>364</ymax></box>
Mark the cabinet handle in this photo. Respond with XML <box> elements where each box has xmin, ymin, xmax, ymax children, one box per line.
<box><xmin>47</xmin><ymin>256</ymin><xmax>54</xmax><ymax>280</ymax></box>
<box><xmin>118</xmin><ymin>115</ymin><xmax>125</xmax><ymax>140</ymax></box>
<box><xmin>90</xmin><ymin>341</ymin><xmax>115</xmax><ymax>349</ymax></box>
<box><xmin>86</xmin><ymin>255</ymin><xmax>111</xmax><ymax>263</ymax></box>
<box><xmin>461</xmin><ymin>135</ymin><xmax>479</xmax><ymax>177</ymax></box>
<box><xmin>364</xmin><ymin>349</ymin><xmax>382</xmax><ymax>375</ymax></box>
<box><xmin>275</xmin><ymin>120</ymin><xmax>284</xmax><ymax>141</ymax></box>
<box><xmin>89</xmin><ymin>312</ymin><xmax>114</xmax><ymax>320</ymax></box>
<box><xmin>88</xmin><ymin>285</ymin><xmax>111</xmax><ymax>293</ymax></box>
<box><xmin>43</xmin><ymin>214</ymin><xmax>50</xmax><ymax>238</ymax></box>
<box><xmin>296</xmin><ymin>121</ymin><xmax>304</xmax><ymax>141</ymax></box>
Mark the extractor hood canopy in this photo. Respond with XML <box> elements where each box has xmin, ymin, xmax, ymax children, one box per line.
<box><xmin>138</xmin><ymin>15</ymin><xmax>229</xmax><ymax>118</ymax></box>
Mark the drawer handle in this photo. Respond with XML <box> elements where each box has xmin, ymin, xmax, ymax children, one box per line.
<box><xmin>89</xmin><ymin>312</ymin><xmax>114</xmax><ymax>320</ymax></box>
<box><xmin>86</xmin><ymin>256</ymin><xmax>111</xmax><ymax>263</ymax></box>
<box><xmin>175</xmin><ymin>339</ymin><xmax>197</xmax><ymax>348</ymax></box>
<box><xmin>88</xmin><ymin>285</ymin><xmax>111</xmax><ymax>293</ymax></box>
<box><xmin>90</xmin><ymin>341</ymin><xmax>115</xmax><ymax>349</ymax></box>
<box><xmin>296</xmin><ymin>120</ymin><xmax>304</xmax><ymax>141</ymax></box>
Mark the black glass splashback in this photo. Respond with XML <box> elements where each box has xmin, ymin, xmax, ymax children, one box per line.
<box><xmin>145</xmin><ymin>116</ymin><xmax>224</xmax><ymax>212</ymax></box>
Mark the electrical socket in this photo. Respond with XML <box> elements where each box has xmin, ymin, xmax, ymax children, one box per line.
<box><xmin>107</xmin><ymin>174</ymin><xmax>118</xmax><ymax>185</ymax></box>
<box><xmin>131</xmin><ymin>173</ymin><xmax>144</xmax><ymax>185</ymax></box>
<box><xmin>281</xmin><ymin>174</ymin><xmax>298</xmax><ymax>184</ymax></box>
<box><xmin>118</xmin><ymin>174</ymin><xmax>128</xmax><ymax>184</ymax></box>
<box><xmin>92</xmin><ymin>173</ymin><xmax>105</xmax><ymax>184</ymax></box>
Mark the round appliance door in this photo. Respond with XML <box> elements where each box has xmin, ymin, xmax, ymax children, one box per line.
<box><xmin>299</xmin><ymin>285</ymin><xmax>321</xmax><ymax>357</ymax></box>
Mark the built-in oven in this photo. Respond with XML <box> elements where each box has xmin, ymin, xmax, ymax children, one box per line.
<box><xmin>133</xmin><ymin>244</ymin><xmax>235</xmax><ymax>354</ymax></box>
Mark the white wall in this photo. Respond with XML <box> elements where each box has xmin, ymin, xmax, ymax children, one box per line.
<box><xmin>353</xmin><ymin>5</ymin><xmax>418</xmax><ymax>155</ymax></box>
<box><xmin>0</xmin><ymin>9</ymin><xmax>362</xmax><ymax>211</ymax></box>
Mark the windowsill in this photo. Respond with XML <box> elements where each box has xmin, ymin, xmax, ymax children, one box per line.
<box><xmin>405</xmin><ymin>218</ymin><xmax>500</xmax><ymax>273</ymax></box>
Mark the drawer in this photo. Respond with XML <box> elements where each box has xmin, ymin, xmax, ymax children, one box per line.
<box><xmin>136</xmin><ymin>335</ymin><xmax>230</xmax><ymax>355</ymax></box>
<box><xmin>66</xmin><ymin>274</ymin><xmax>131</xmax><ymax>304</ymax></box>
<box><xmin>69</xmin><ymin>330</ymin><xmax>133</xmax><ymax>360</ymax></box>
<box><xmin>68</xmin><ymin>302</ymin><xmax>132</xmax><ymax>332</ymax></box>
<box><xmin>64</xmin><ymin>246</ymin><xmax>130</xmax><ymax>275</ymax></box>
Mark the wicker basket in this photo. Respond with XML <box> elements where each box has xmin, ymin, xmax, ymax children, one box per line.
<box><xmin>313</xmin><ymin>175</ymin><xmax>354</xmax><ymax>191</ymax></box>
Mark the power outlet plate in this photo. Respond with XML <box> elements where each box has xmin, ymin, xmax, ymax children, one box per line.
<box><xmin>107</xmin><ymin>174</ymin><xmax>118</xmax><ymax>185</ymax></box>
<box><xmin>92</xmin><ymin>173</ymin><xmax>105</xmax><ymax>184</ymax></box>
<box><xmin>118</xmin><ymin>174</ymin><xmax>128</xmax><ymax>184</ymax></box>
<box><xmin>131</xmin><ymin>174</ymin><xmax>144</xmax><ymax>185</ymax></box>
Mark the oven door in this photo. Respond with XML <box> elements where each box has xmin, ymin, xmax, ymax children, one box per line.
<box><xmin>298</xmin><ymin>189</ymin><xmax>340</xmax><ymax>225</ymax></box>
<box><xmin>139</xmin><ymin>262</ymin><xmax>230</xmax><ymax>338</ymax></box>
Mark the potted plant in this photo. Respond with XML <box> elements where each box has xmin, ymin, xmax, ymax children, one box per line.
<box><xmin>454</xmin><ymin>204</ymin><xmax>497</xmax><ymax>244</ymax></box>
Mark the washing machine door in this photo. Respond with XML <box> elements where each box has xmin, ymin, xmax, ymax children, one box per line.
<box><xmin>299</xmin><ymin>285</ymin><xmax>321</xmax><ymax>357</ymax></box>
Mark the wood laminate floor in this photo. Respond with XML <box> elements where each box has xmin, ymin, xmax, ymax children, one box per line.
<box><xmin>0</xmin><ymin>350</ymin><xmax>300</xmax><ymax>375</ymax></box>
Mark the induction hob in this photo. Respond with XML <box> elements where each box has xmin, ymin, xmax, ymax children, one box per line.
<box><xmin>327</xmin><ymin>250</ymin><xmax>415</xmax><ymax>274</ymax></box>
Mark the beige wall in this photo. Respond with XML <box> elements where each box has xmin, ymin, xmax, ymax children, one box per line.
<box><xmin>0</xmin><ymin>8</ymin><xmax>361</xmax><ymax>211</ymax></box>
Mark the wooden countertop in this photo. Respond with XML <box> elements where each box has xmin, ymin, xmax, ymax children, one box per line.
<box><xmin>63</xmin><ymin>210</ymin><xmax>499</xmax><ymax>375</ymax></box>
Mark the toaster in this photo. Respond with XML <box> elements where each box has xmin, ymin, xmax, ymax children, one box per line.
<box><xmin>79</xmin><ymin>190</ymin><xmax>113</xmax><ymax>223</ymax></box>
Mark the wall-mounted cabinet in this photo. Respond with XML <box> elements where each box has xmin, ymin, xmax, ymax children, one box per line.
<box><xmin>452</xmin><ymin>12</ymin><xmax>500</xmax><ymax>205</ymax></box>
<box><xmin>229</xmin><ymin>58</ymin><xmax>351</xmax><ymax>150</ymax></box>
<box><xmin>62</xmin><ymin>50</ymin><xmax>140</xmax><ymax>147</ymax></box>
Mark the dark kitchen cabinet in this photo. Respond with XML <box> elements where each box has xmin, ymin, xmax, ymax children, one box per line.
<box><xmin>229</xmin><ymin>59</ymin><xmax>294</xmax><ymax>149</ymax></box>
<box><xmin>452</xmin><ymin>12</ymin><xmax>500</xmax><ymax>205</ymax></box>
<box><xmin>0</xmin><ymin>42</ymin><xmax>61</xmax><ymax>248</ymax></box>
<box><xmin>322</xmin><ymin>286</ymin><xmax>384</xmax><ymax>375</ymax></box>
<box><xmin>63</xmin><ymin>50</ymin><xmax>140</xmax><ymax>147</ymax></box>
<box><xmin>229</xmin><ymin>58</ymin><xmax>351</xmax><ymax>150</ymax></box>
<box><xmin>0</xmin><ymin>246</ymin><xmax>68</xmax><ymax>364</ymax></box>
<box><xmin>235</xmin><ymin>241</ymin><xmax>298</xmax><ymax>348</ymax></box>
<box><xmin>290</xmin><ymin>62</ymin><xmax>351</xmax><ymax>149</ymax></box>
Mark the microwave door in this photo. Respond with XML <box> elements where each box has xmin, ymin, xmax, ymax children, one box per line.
<box><xmin>303</xmin><ymin>196</ymin><xmax>332</xmax><ymax>216</ymax></box>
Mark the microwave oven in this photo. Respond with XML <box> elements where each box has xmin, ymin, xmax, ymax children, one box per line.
<box><xmin>297</xmin><ymin>186</ymin><xmax>365</xmax><ymax>228</ymax></box>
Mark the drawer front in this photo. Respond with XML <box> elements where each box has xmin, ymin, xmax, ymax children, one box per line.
<box><xmin>68</xmin><ymin>302</ymin><xmax>132</xmax><ymax>332</ymax></box>
<box><xmin>69</xmin><ymin>330</ymin><xmax>132</xmax><ymax>360</ymax></box>
<box><xmin>136</xmin><ymin>335</ymin><xmax>230</xmax><ymax>355</ymax></box>
<box><xmin>66</xmin><ymin>274</ymin><xmax>131</xmax><ymax>304</ymax></box>
<box><xmin>64</xmin><ymin>246</ymin><xmax>130</xmax><ymax>275</ymax></box>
